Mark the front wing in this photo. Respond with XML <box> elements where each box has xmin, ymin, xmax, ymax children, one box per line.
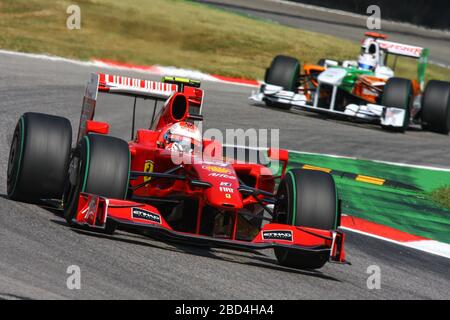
<box><xmin>73</xmin><ymin>193</ymin><xmax>346</xmax><ymax>263</ymax></box>
<box><xmin>250</xmin><ymin>84</ymin><xmax>406</xmax><ymax>128</ymax></box>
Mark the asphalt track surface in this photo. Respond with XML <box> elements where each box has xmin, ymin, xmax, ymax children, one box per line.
<box><xmin>1</xmin><ymin>53</ymin><xmax>450</xmax><ymax>300</ymax></box>
<box><xmin>195</xmin><ymin>0</ymin><xmax>450</xmax><ymax>67</ymax></box>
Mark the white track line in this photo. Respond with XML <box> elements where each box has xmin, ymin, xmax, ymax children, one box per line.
<box><xmin>225</xmin><ymin>144</ymin><xmax>450</xmax><ymax>171</ymax></box>
<box><xmin>0</xmin><ymin>49</ymin><xmax>256</xmax><ymax>87</ymax></box>
<box><xmin>0</xmin><ymin>49</ymin><xmax>100</xmax><ymax>67</ymax></box>
<box><xmin>288</xmin><ymin>149</ymin><xmax>450</xmax><ymax>172</ymax></box>
<box><xmin>341</xmin><ymin>227</ymin><xmax>450</xmax><ymax>259</ymax></box>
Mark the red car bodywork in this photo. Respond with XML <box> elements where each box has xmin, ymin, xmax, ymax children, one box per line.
<box><xmin>72</xmin><ymin>73</ymin><xmax>346</xmax><ymax>264</ymax></box>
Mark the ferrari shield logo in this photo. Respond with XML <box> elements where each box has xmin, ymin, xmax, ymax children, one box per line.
<box><xmin>143</xmin><ymin>160</ymin><xmax>154</xmax><ymax>184</ymax></box>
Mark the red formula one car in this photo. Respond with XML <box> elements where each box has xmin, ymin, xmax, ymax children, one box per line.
<box><xmin>6</xmin><ymin>73</ymin><xmax>346</xmax><ymax>269</ymax></box>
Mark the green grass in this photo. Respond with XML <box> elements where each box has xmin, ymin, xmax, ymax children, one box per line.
<box><xmin>430</xmin><ymin>186</ymin><xmax>450</xmax><ymax>210</ymax></box>
<box><xmin>0</xmin><ymin>0</ymin><xmax>449</xmax><ymax>81</ymax></box>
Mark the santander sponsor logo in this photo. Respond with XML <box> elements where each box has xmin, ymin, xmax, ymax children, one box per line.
<box><xmin>378</xmin><ymin>41</ymin><xmax>422</xmax><ymax>57</ymax></box>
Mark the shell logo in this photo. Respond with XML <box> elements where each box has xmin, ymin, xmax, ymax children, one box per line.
<box><xmin>203</xmin><ymin>165</ymin><xmax>230</xmax><ymax>174</ymax></box>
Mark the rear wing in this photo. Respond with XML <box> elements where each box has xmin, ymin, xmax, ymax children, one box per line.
<box><xmin>77</xmin><ymin>73</ymin><xmax>204</xmax><ymax>142</ymax></box>
<box><xmin>99</xmin><ymin>73</ymin><xmax>178</xmax><ymax>98</ymax></box>
<box><xmin>377</xmin><ymin>39</ymin><xmax>429</xmax><ymax>90</ymax></box>
<box><xmin>377</xmin><ymin>39</ymin><xmax>424</xmax><ymax>59</ymax></box>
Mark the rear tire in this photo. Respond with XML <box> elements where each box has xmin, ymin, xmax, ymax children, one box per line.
<box><xmin>421</xmin><ymin>80</ymin><xmax>450</xmax><ymax>134</ymax></box>
<box><xmin>273</xmin><ymin>169</ymin><xmax>338</xmax><ymax>269</ymax></box>
<box><xmin>63</xmin><ymin>134</ymin><xmax>130</xmax><ymax>228</ymax></box>
<box><xmin>265</xmin><ymin>55</ymin><xmax>300</xmax><ymax>92</ymax></box>
<box><xmin>7</xmin><ymin>112</ymin><xmax>72</xmax><ymax>203</ymax></box>
<box><xmin>381</xmin><ymin>77</ymin><xmax>413</xmax><ymax>133</ymax></box>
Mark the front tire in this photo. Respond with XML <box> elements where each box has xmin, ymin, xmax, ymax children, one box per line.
<box><xmin>263</xmin><ymin>55</ymin><xmax>301</xmax><ymax>111</ymax></box>
<box><xmin>273</xmin><ymin>169</ymin><xmax>339</xmax><ymax>269</ymax></box>
<box><xmin>7</xmin><ymin>112</ymin><xmax>72</xmax><ymax>203</ymax></box>
<box><xmin>265</xmin><ymin>55</ymin><xmax>300</xmax><ymax>92</ymax></box>
<box><xmin>63</xmin><ymin>134</ymin><xmax>130</xmax><ymax>227</ymax></box>
<box><xmin>421</xmin><ymin>80</ymin><xmax>450</xmax><ymax>134</ymax></box>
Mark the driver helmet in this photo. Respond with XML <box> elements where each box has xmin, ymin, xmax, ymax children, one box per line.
<box><xmin>160</xmin><ymin>122</ymin><xmax>202</xmax><ymax>154</ymax></box>
<box><xmin>358</xmin><ymin>39</ymin><xmax>378</xmax><ymax>71</ymax></box>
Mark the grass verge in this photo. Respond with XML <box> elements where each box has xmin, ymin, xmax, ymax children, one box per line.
<box><xmin>0</xmin><ymin>0</ymin><xmax>449</xmax><ymax>81</ymax></box>
<box><xmin>430</xmin><ymin>186</ymin><xmax>450</xmax><ymax>210</ymax></box>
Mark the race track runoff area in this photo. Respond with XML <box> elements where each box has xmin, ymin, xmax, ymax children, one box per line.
<box><xmin>287</xmin><ymin>152</ymin><xmax>450</xmax><ymax>254</ymax></box>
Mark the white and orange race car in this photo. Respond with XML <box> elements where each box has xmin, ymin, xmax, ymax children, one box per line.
<box><xmin>251</xmin><ymin>32</ymin><xmax>450</xmax><ymax>134</ymax></box>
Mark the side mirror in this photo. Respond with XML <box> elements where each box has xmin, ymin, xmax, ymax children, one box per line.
<box><xmin>86</xmin><ymin>120</ymin><xmax>109</xmax><ymax>135</ymax></box>
<box><xmin>268</xmin><ymin>148</ymin><xmax>288</xmax><ymax>162</ymax></box>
